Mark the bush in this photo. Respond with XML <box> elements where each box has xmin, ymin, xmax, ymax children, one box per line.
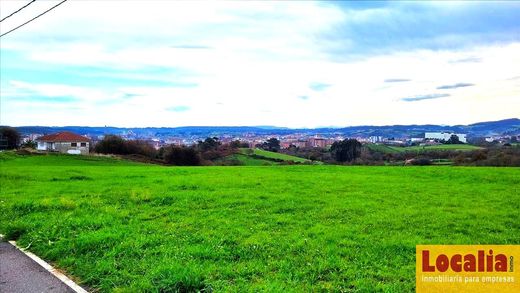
<box><xmin>21</xmin><ymin>140</ymin><xmax>37</xmax><ymax>149</ymax></box>
<box><xmin>94</xmin><ymin>135</ymin><xmax>157</xmax><ymax>158</ymax></box>
<box><xmin>230</xmin><ymin>140</ymin><xmax>249</xmax><ymax>148</ymax></box>
<box><xmin>125</xmin><ymin>140</ymin><xmax>157</xmax><ymax>158</ymax></box>
<box><xmin>95</xmin><ymin>135</ymin><xmax>126</xmax><ymax>154</ymax></box>
<box><xmin>162</xmin><ymin>145</ymin><xmax>201</xmax><ymax>166</ymax></box>
<box><xmin>410</xmin><ymin>158</ymin><xmax>432</xmax><ymax>165</ymax></box>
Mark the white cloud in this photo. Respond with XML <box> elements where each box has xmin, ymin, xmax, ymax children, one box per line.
<box><xmin>0</xmin><ymin>1</ymin><xmax>519</xmax><ymax>127</ymax></box>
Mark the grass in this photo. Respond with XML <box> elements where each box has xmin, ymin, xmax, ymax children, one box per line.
<box><xmin>366</xmin><ymin>143</ymin><xmax>482</xmax><ymax>153</ymax></box>
<box><xmin>1</xmin><ymin>153</ymin><xmax>519</xmax><ymax>292</ymax></box>
<box><xmin>215</xmin><ymin>153</ymin><xmax>276</xmax><ymax>166</ymax></box>
<box><xmin>239</xmin><ymin>148</ymin><xmax>312</xmax><ymax>163</ymax></box>
<box><xmin>0</xmin><ymin>151</ymin><xmax>141</xmax><ymax>166</ymax></box>
<box><xmin>365</xmin><ymin>144</ymin><xmax>403</xmax><ymax>154</ymax></box>
<box><xmin>216</xmin><ymin>148</ymin><xmax>312</xmax><ymax>166</ymax></box>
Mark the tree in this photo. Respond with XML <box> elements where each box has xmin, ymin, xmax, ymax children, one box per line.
<box><xmin>446</xmin><ymin>134</ymin><xmax>462</xmax><ymax>144</ymax></box>
<box><xmin>330</xmin><ymin>139</ymin><xmax>362</xmax><ymax>162</ymax></box>
<box><xmin>21</xmin><ymin>140</ymin><xmax>37</xmax><ymax>149</ymax></box>
<box><xmin>0</xmin><ymin>127</ymin><xmax>21</xmax><ymax>149</ymax></box>
<box><xmin>125</xmin><ymin>140</ymin><xmax>157</xmax><ymax>158</ymax></box>
<box><xmin>197</xmin><ymin>137</ymin><xmax>221</xmax><ymax>151</ymax></box>
<box><xmin>94</xmin><ymin>135</ymin><xmax>156</xmax><ymax>157</ymax></box>
<box><xmin>94</xmin><ymin>135</ymin><xmax>126</xmax><ymax>154</ymax></box>
<box><xmin>230</xmin><ymin>140</ymin><xmax>248</xmax><ymax>148</ymax></box>
<box><xmin>261</xmin><ymin>138</ymin><xmax>280</xmax><ymax>152</ymax></box>
<box><xmin>162</xmin><ymin>145</ymin><xmax>201</xmax><ymax>166</ymax></box>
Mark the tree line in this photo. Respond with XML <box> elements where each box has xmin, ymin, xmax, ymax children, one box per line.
<box><xmin>94</xmin><ymin>135</ymin><xmax>240</xmax><ymax>166</ymax></box>
<box><xmin>96</xmin><ymin>136</ymin><xmax>365</xmax><ymax>165</ymax></box>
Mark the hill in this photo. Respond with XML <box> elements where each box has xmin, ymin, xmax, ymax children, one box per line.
<box><xmin>215</xmin><ymin>148</ymin><xmax>314</xmax><ymax>165</ymax></box>
<box><xmin>1</xmin><ymin>153</ymin><xmax>518</xmax><ymax>291</ymax></box>
<box><xmin>214</xmin><ymin>153</ymin><xmax>277</xmax><ymax>166</ymax></box>
<box><xmin>240</xmin><ymin>148</ymin><xmax>312</xmax><ymax>164</ymax></box>
<box><xmin>365</xmin><ymin>143</ymin><xmax>483</xmax><ymax>153</ymax></box>
<box><xmin>10</xmin><ymin>118</ymin><xmax>520</xmax><ymax>138</ymax></box>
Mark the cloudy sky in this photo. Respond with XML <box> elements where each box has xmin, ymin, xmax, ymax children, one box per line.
<box><xmin>1</xmin><ymin>1</ymin><xmax>519</xmax><ymax>128</ymax></box>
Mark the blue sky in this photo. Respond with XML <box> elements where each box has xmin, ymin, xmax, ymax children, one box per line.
<box><xmin>0</xmin><ymin>1</ymin><xmax>519</xmax><ymax>127</ymax></box>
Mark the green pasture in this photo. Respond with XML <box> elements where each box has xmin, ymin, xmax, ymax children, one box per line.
<box><xmin>1</xmin><ymin>153</ymin><xmax>518</xmax><ymax>292</ymax></box>
<box><xmin>366</xmin><ymin>143</ymin><xmax>482</xmax><ymax>154</ymax></box>
<box><xmin>239</xmin><ymin>148</ymin><xmax>312</xmax><ymax>163</ymax></box>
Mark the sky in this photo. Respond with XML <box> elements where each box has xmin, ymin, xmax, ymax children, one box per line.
<box><xmin>0</xmin><ymin>0</ymin><xmax>519</xmax><ymax>128</ymax></box>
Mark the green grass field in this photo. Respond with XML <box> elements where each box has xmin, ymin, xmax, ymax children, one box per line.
<box><xmin>366</xmin><ymin>143</ymin><xmax>482</xmax><ymax>153</ymax></box>
<box><xmin>1</xmin><ymin>153</ymin><xmax>519</xmax><ymax>292</ymax></box>
<box><xmin>239</xmin><ymin>148</ymin><xmax>312</xmax><ymax>164</ymax></box>
<box><xmin>215</xmin><ymin>153</ymin><xmax>276</xmax><ymax>166</ymax></box>
<box><xmin>216</xmin><ymin>148</ymin><xmax>311</xmax><ymax>166</ymax></box>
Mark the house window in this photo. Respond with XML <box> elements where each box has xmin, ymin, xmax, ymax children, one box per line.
<box><xmin>80</xmin><ymin>142</ymin><xmax>87</xmax><ymax>147</ymax></box>
<box><xmin>71</xmin><ymin>142</ymin><xmax>77</xmax><ymax>147</ymax></box>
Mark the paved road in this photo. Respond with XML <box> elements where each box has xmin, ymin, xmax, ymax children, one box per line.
<box><xmin>0</xmin><ymin>241</ymin><xmax>75</xmax><ymax>293</ymax></box>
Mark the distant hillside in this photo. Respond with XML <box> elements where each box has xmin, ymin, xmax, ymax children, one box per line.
<box><xmin>9</xmin><ymin>118</ymin><xmax>519</xmax><ymax>138</ymax></box>
<box><xmin>466</xmin><ymin>118</ymin><xmax>520</xmax><ymax>135</ymax></box>
<box><xmin>365</xmin><ymin>143</ymin><xmax>483</xmax><ymax>154</ymax></box>
<box><xmin>215</xmin><ymin>148</ymin><xmax>314</xmax><ymax>166</ymax></box>
<box><xmin>240</xmin><ymin>148</ymin><xmax>313</xmax><ymax>164</ymax></box>
<box><xmin>334</xmin><ymin>118</ymin><xmax>520</xmax><ymax>138</ymax></box>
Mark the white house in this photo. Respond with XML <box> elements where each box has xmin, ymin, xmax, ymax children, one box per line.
<box><xmin>424</xmin><ymin>132</ymin><xmax>467</xmax><ymax>143</ymax></box>
<box><xmin>36</xmin><ymin>131</ymin><xmax>90</xmax><ymax>155</ymax></box>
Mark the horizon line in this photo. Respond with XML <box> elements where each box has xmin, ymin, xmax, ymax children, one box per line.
<box><xmin>4</xmin><ymin>117</ymin><xmax>519</xmax><ymax>130</ymax></box>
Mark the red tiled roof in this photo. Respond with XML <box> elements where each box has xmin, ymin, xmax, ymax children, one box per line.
<box><xmin>36</xmin><ymin>132</ymin><xmax>90</xmax><ymax>142</ymax></box>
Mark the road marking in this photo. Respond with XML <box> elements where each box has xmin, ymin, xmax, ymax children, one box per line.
<box><xmin>0</xmin><ymin>234</ymin><xmax>88</xmax><ymax>293</ymax></box>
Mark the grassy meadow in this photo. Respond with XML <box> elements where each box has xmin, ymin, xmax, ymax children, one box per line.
<box><xmin>1</xmin><ymin>152</ymin><xmax>519</xmax><ymax>292</ymax></box>
<box><xmin>215</xmin><ymin>153</ymin><xmax>277</xmax><ymax>166</ymax></box>
<box><xmin>239</xmin><ymin>148</ymin><xmax>313</xmax><ymax>163</ymax></box>
<box><xmin>366</xmin><ymin>143</ymin><xmax>482</xmax><ymax>154</ymax></box>
<box><xmin>214</xmin><ymin>148</ymin><xmax>311</xmax><ymax>166</ymax></box>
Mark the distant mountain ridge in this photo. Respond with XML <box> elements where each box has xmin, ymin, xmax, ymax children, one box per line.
<box><xmin>10</xmin><ymin>118</ymin><xmax>520</xmax><ymax>138</ymax></box>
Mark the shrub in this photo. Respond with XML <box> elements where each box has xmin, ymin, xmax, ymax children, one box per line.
<box><xmin>162</xmin><ymin>145</ymin><xmax>201</xmax><ymax>166</ymax></box>
<box><xmin>20</xmin><ymin>140</ymin><xmax>37</xmax><ymax>149</ymax></box>
<box><xmin>95</xmin><ymin>135</ymin><xmax>126</xmax><ymax>154</ymax></box>
<box><xmin>94</xmin><ymin>135</ymin><xmax>157</xmax><ymax>158</ymax></box>
<box><xmin>410</xmin><ymin>158</ymin><xmax>432</xmax><ymax>165</ymax></box>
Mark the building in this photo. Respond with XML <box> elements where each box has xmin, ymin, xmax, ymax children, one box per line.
<box><xmin>368</xmin><ymin>136</ymin><xmax>383</xmax><ymax>143</ymax></box>
<box><xmin>308</xmin><ymin>137</ymin><xmax>328</xmax><ymax>148</ymax></box>
<box><xmin>36</xmin><ymin>131</ymin><xmax>90</xmax><ymax>155</ymax></box>
<box><xmin>424</xmin><ymin>132</ymin><xmax>467</xmax><ymax>143</ymax></box>
<box><xmin>280</xmin><ymin>140</ymin><xmax>307</xmax><ymax>149</ymax></box>
<box><xmin>280</xmin><ymin>141</ymin><xmax>293</xmax><ymax>149</ymax></box>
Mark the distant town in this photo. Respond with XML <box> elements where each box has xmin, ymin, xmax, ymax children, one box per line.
<box><xmin>22</xmin><ymin>130</ymin><xmax>474</xmax><ymax>150</ymax></box>
<box><xmin>12</xmin><ymin>118</ymin><xmax>520</xmax><ymax>151</ymax></box>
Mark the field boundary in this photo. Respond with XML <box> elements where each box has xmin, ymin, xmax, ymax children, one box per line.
<box><xmin>0</xmin><ymin>234</ymin><xmax>88</xmax><ymax>293</ymax></box>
